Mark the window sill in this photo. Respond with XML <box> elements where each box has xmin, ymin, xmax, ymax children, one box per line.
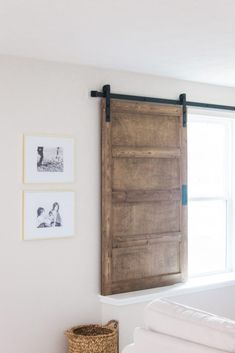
<box><xmin>99</xmin><ymin>272</ymin><xmax>235</xmax><ymax>306</ymax></box>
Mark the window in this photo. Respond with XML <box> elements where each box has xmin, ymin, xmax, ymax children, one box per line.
<box><xmin>188</xmin><ymin>113</ymin><xmax>233</xmax><ymax>277</ymax></box>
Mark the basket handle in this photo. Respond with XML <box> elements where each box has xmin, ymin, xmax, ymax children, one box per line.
<box><xmin>105</xmin><ymin>320</ymin><xmax>119</xmax><ymax>331</ymax></box>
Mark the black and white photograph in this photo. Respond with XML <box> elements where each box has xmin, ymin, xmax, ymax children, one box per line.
<box><xmin>37</xmin><ymin>202</ymin><xmax>62</xmax><ymax>228</ymax></box>
<box><xmin>37</xmin><ymin>146</ymin><xmax>64</xmax><ymax>173</ymax></box>
<box><xmin>23</xmin><ymin>135</ymin><xmax>74</xmax><ymax>183</ymax></box>
<box><xmin>23</xmin><ymin>191</ymin><xmax>75</xmax><ymax>240</ymax></box>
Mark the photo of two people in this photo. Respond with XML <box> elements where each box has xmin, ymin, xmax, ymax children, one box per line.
<box><xmin>23</xmin><ymin>191</ymin><xmax>74</xmax><ymax>240</ymax></box>
<box><xmin>37</xmin><ymin>202</ymin><xmax>62</xmax><ymax>228</ymax></box>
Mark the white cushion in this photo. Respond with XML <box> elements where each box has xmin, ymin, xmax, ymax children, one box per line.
<box><xmin>145</xmin><ymin>298</ymin><xmax>235</xmax><ymax>352</ymax></box>
<box><xmin>134</xmin><ymin>327</ymin><xmax>230</xmax><ymax>353</ymax></box>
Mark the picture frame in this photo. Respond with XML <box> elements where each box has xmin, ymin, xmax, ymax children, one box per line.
<box><xmin>23</xmin><ymin>134</ymin><xmax>75</xmax><ymax>183</ymax></box>
<box><xmin>22</xmin><ymin>191</ymin><xmax>75</xmax><ymax>240</ymax></box>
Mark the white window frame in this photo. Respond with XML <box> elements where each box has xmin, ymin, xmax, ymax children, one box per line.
<box><xmin>188</xmin><ymin>108</ymin><xmax>235</xmax><ymax>278</ymax></box>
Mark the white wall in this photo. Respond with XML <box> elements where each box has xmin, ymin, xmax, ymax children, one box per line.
<box><xmin>1</xmin><ymin>56</ymin><xmax>235</xmax><ymax>353</ymax></box>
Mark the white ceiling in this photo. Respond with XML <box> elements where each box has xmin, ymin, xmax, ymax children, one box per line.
<box><xmin>1</xmin><ymin>0</ymin><xmax>235</xmax><ymax>87</ymax></box>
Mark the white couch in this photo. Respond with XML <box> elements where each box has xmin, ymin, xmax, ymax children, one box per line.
<box><xmin>122</xmin><ymin>298</ymin><xmax>235</xmax><ymax>353</ymax></box>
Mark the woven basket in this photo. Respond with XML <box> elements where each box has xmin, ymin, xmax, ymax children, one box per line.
<box><xmin>65</xmin><ymin>320</ymin><xmax>118</xmax><ymax>353</ymax></box>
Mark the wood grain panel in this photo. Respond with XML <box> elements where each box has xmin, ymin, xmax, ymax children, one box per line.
<box><xmin>113</xmin><ymin>158</ymin><xmax>180</xmax><ymax>191</ymax></box>
<box><xmin>113</xmin><ymin>201</ymin><xmax>180</xmax><ymax>237</ymax></box>
<box><xmin>112</xmin><ymin>113</ymin><xmax>180</xmax><ymax>147</ymax></box>
<box><xmin>112</xmin><ymin>242</ymin><xmax>180</xmax><ymax>282</ymax></box>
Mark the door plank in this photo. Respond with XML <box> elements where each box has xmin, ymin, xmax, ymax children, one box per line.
<box><xmin>113</xmin><ymin>232</ymin><xmax>182</xmax><ymax>248</ymax></box>
<box><xmin>101</xmin><ymin>100</ymin><xmax>113</xmax><ymax>295</ymax></box>
<box><xmin>112</xmin><ymin>189</ymin><xmax>181</xmax><ymax>203</ymax></box>
<box><xmin>112</xmin><ymin>146</ymin><xmax>181</xmax><ymax>158</ymax></box>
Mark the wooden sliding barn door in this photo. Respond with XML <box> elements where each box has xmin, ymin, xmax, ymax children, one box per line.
<box><xmin>101</xmin><ymin>99</ymin><xmax>187</xmax><ymax>295</ymax></box>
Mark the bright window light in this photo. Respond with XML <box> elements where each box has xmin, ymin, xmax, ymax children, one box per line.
<box><xmin>188</xmin><ymin>114</ymin><xmax>232</xmax><ymax>277</ymax></box>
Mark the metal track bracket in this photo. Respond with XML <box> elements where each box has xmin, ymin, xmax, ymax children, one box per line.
<box><xmin>179</xmin><ymin>93</ymin><xmax>187</xmax><ymax>127</ymax></box>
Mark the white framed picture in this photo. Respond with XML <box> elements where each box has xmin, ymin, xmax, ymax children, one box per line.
<box><xmin>23</xmin><ymin>191</ymin><xmax>75</xmax><ymax>240</ymax></box>
<box><xmin>23</xmin><ymin>134</ymin><xmax>75</xmax><ymax>183</ymax></box>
